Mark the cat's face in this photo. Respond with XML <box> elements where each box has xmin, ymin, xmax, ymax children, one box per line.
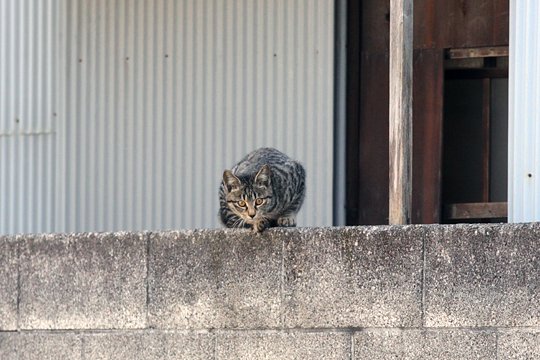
<box><xmin>222</xmin><ymin>165</ymin><xmax>273</xmax><ymax>225</ymax></box>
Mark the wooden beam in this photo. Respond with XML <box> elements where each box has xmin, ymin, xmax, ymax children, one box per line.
<box><xmin>447</xmin><ymin>46</ymin><xmax>509</xmax><ymax>59</ymax></box>
<box><xmin>444</xmin><ymin>202</ymin><xmax>508</xmax><ymax>220</ymax></box>
<box><xmin>389</xmin><ymin>0</ymin><xmax>414</xmax><ymax>224</ymax></box>
<box><xmin>482</xmin><ymin>79</ymin><xmax>491</xmax><ymax>202</ymax></box>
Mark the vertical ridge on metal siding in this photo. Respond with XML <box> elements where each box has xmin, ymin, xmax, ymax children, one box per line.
<box><xmin>509</xmin><ymin>0</ymin><xmax>540</xmax><ymax>222</ymax></box>
<box><xmin>0</xmin><ymin>0</ymin><xmax>57</xmax><ymax>235</ymax></box>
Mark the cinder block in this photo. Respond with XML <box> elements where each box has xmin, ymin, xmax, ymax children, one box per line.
<box><xmin>19</xmin><ymin>232</ymin><xmax>147</xmax><ymax>329</ymax></box>
<box><xmin>82</xmin><ymin>332</ymin><xmax>214</xmax><ymax>360</ymax></box>
<box><xmin>216</xmin><ymin>331</ymin><xmax>350</xmax><ymax>360</ymax></box>
<box><xmin>425</xmin><ymin>223</ymin><xmax>540</xmax><ymax>327</ymax></box>
<box><xmin>283</xmin><ymin>226</ymin><xmax>424</xmax><ymax>328</ymax></box>
<box><xmin>353</xmin><ymin>329</ymin><xmax>497</xmax><ymax>359</ymax></box>
<box><xmin>0</xmin><ymin>236</ymin><xmax>18</xmax><ymax>330</ymax></box>
<box><xmin>148</xmin><ymin>229</ymin><xmax>282</xmax><ymax>329</ymax></box>
<box><xmin>498</xmin><ymin>330</ymin><xmax>540</xmax><ymax>359</ymax></box>
<box><xmin>0</xmin><ymin>333</ymin><xmax>17</xmax><ymax>360</ymax></box>
<box><xmin>1</xmin><ymin>332</ymin><xmax>82</xmax><ymax>360</ymax></box>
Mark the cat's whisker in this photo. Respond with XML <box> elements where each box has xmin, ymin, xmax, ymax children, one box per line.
<box><xmin>233</xmin><ymin>218</ymin><xmax>242</xmax><ymax>228</ymax></box>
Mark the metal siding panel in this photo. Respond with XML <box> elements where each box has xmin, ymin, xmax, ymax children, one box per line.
<box><xmin>0</xmin><ymin>0</ymin><xmax>57</xmax><ymax>235</ymax></box>
<box><xmin>334</xmin><ymin>0</ymin><xmax>347</xmax><ymax>225</ymax></box>
<box><xmin>124</xmin><ymin>1</ymin><xmax>134</xmax><ymax>230</ymax></box>
<box><xmin>2</xmin><ymin>0</ymin><xmax>334</xmax><ymax>233</ymax></box>
<box><xmin>0</xmin><ymin>135</ymin><xmax>56</xmax><ymax>234</ymax></box>
<box><xmin>509</xmin><ymin>0</ymin><xmax>540</xmax><ymax>222</ymax></box>
<box><xmin>534</xmin><ymin>0</ymin><xmax>540</xmax><ymax>219</ymax></box>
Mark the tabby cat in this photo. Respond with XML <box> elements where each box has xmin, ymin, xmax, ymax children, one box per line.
<box><xmin>219</xmin><ymin>147</ymin><xmax>306</xmax><ymax>233</ymax></box>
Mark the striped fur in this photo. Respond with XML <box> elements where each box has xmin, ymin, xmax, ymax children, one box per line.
<box><xmin>219</xmin><ymin>148</ymin><xmax>306</xmax><ymax>232</ymax></box>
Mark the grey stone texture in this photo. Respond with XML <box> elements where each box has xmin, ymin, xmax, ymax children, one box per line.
<box><xmin>19</xmin><ymin>232</ymin><xmax>147</xmax><ymax>329</ymax></box>
<box><xmin>217</xmin><ymin>331</ymin><xmax>350</xmax><ymax>360</ymax></box>
<box><xmin>4</xmin><ymin>224</ymin><xmax>540</xmax><ymax>358</ymax></box>
<box><xmin>0</xmin><ymin>332</ymin><xmax>82</xmax><ymax>360</ymax></box>
<box><xmin>283</xmin><ymin>226</ymin><xmax>424</xmax><ymax>328</ymax></box>
<box><xmin>425</xmin><ymin>223</ymin><xmax>540</xmax><ymax>327</ymax></box>
<box><xmin>82</xmin><ymin>332</ymin><xmax>214</xmax><ymax>360</ymax></box>
<box><xmin>354</xmin><ymin>329</ymin><xmax>497</xmax><ymax>359</ymax></box>
<box><xmin>498</xmin><ymin>330</ymin><xmax>540</xmax><ymax>359</ymax></box>
<box><xmin>148</xmin><ymin>229</ymin><xmax>283</xmax><ymax>329</ymax></box>
<box><xmin>0</xmin><ymin>333</ymin><xmax>17</xmax><ymax>360</ymax></box>
<box><xmin>0</xmin><ymin>237</ymin><xmax>18</xmax><ymax>330</ymax></box>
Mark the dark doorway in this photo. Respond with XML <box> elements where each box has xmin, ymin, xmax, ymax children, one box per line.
<box><xmin>442</xmin><ymin>56</ymin><xmax>509</xmax><ymax>222</ymax></box>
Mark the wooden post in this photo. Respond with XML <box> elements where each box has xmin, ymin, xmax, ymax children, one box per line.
<box><xmin>389</xmin><ymin>0</ymin><xmax>413</xmax><ymax>224</ymax></box>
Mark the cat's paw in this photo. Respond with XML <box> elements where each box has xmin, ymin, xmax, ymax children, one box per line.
<box><xmin>277</xmin><ymin>216</ymin><xmax>296</xmax><ymax>227</ymax></box>
<box><xmin>252</xmin><ymin>219</ymin><xmax>269</xmax><ymax>233</ymax></box>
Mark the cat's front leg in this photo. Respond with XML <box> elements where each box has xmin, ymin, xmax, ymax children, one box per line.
<box><xmin>252</xmin><ymin>218</ymin><xmax>270</xmax><ymax>233</ymax></box>
<box><xmin>277</xmin><ymin>216</ymin><xmax>296</xmax><ymax>227</ymax></box>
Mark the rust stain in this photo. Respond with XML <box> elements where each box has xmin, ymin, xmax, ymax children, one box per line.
<box><xmin>460</xmin><ymin>0</ymin><xmax>467</xmax><ymax>16</ymax></box>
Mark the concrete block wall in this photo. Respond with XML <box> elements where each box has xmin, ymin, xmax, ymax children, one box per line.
<box><xmin>0</xmin><ymin>224</ymin><xmax>539</xmax><ymax>359</ymax></box>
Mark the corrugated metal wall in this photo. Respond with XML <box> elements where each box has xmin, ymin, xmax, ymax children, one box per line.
<box><xmin>1</xmin><ymin>0</ymin><xmax>335</xmax><ymax>234</ymax></box>
<box><xmin>509</xmin><ymin>0</ymin><xmax>540</xmax><ymax>222</ymax></box>
<box><xmin>0</xmin><ymin>0</ymin><xmax>58</xmax><ymax>234</ymax></box>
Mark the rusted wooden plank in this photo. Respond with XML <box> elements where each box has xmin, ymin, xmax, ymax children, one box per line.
<box><xmin>389</xmin><ymin>0</ymin><xmax>414</xmax><ymax>224</ymax></box>
<box><xmin>413</xmin><ymin>0</ymin><xmax>436</xmax><ymax>49</ymax></box>
<box><xmin>412</xmin><ymin>49</ymin><xmax>444</xmax><ymax>223</ymax></box>
<box><xmin>372</xmin><ymin>0</ymin><xmax>509</xmax><ymax>50</ymax></box>
<box><xmin>447</xmin><ymin>46</ymin><xmax>509</xmax><ymax>59</ymax></box>
<box><xmin>445</xmin><ymin>202</ymin><xmax>508</xmax><ymax>219</ymax></box>
<box><xmin>482</xmin><ymin>79</ymin><xmax>491</xmax><ymax>202</ymax></box>
<box><xmin>463</xmin><ymin>1</ymin><xmax>494</xmax><ymax>47</ymax></box>
<box><xmin>493</xmin><ymin>0</ymin><xmax>510</xmax><ymax>45</ymax></box>
<box><xmin>415</xmin><ymin>0</ymin><xmax>509</xmax><ymax>49</ymax></box>
<box><xmin>362</xmin><ymin>1</ymin><xmax>390</xmax><ymax>53</ymax></box>
<box><xmin>356</xmin><ymin>53</ymin><xmax>390</xmax><ymax>225</ymax></box>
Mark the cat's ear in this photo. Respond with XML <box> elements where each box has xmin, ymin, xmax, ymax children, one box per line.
<box><xmin>255</xmin><ymin>165</ymin><xmax>271</xmax><ymax>186</ymax></box>
<box><xmin>223</xmin><ymin>170</ymin><xmax>241</xmax><ymax>191</ymax></box>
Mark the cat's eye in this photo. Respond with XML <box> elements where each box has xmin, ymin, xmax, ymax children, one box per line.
<box><xmin>255</xmin><ymin>198</ymin><xmax>264</xmax><ymax>206</ymax></box>
<box><xmin>237</xmin><ymin>200</ymin><xmax>246</xmax><ymax>207</ymax></box>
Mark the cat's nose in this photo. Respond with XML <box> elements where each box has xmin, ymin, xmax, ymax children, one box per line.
<box><xmin>248</xmin><ymin>213</ymin><xmax>256</xmax><ymax>219</ymax></box>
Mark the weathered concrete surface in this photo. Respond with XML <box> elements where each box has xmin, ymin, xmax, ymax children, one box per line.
<box><xmin>498</xmin><ymin>330</ymin><xmax>540</xmax><ymax>359</ymax></box>
<box><xmin>283</xmin><ymin>226</ymin><xmax>424</xmax><ymax>328</ymax></box>
<box><xmin>19</xmin><ymin>232</ymin><xmax>147</xmax><ymax>329</ymax></box>
<box><xmin>148</xmin><ymin>230</ymin><xmax>282</xmax><ymax>329</ymax></box>
<box><xmin>0</xmin><ymin>332</ymin><xmax>17</xmax><ymax>360</ymax></box>
<box><xmin>0</xmin><ymin>332</ymin><xmax>82</xmax><ymax>360</ymax></box>
<box><xmin>82</xmin><ymin>332</ymin><xmax>214</xmax><ymax>360</ymax></box>
<box><xmin>354</xmin><ymin>330</ymin><xmax>497</xmax><ymax>359</ymax></box>
<box><xmin>3</xmin><ymin>223</ymin><xmax>540</xmax><ymax>358</ymax></box>
<box><xmin>0</xmin><ymin>237</ymin><xmax>18</xmax><ymax>330</ymax></box>
<box><xmin>425</xmin><ymin>223</ymin><xmax>540</xmax><ymax>327</ymax></box>
<box><xmin>216</xmin><ymin>331</ymin><xmax>350</xmax><ymax>360</ymax></box>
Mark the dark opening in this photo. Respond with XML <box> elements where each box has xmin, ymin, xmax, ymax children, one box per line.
<box><xmin>442</xmin><ymin>56</ymin><xmax>508</xmax><ymax>223</ymax></box>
